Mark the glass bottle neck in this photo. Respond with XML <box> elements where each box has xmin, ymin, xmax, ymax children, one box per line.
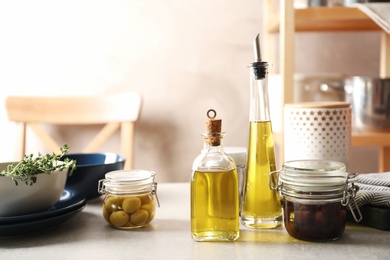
<box><xmin>202</xmin><ymin>133</ymin><xmax>224</xmax><ymax>151</ymax></box>
<box><xmin>249</xmin><ymin>65</ymin><xmax>271</xmax><ymax>122</ymax></box>
<box><xmin>203</xmin><ymin>140</ymin><xmax>224</xmax><ymax>150</ymax></box>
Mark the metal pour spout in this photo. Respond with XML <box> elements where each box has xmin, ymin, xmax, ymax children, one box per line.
<box><xmin>253</xmin><ymin>33</ymin><xmax>262</xmax><ymax>62</ymax></box>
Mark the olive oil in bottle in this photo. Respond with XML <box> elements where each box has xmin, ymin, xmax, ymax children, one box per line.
<box><xmin>241</xmin><ymin>121</ymin><xmax>281</xmax><ymax>228</ymax></box>
<box><xmin>240</xmin><ymin>34</ymin><xmax>282</xmax><ymax>229</ymax></box>
<box><xmin>191</xmin><ymin>109</ymin><xmax>239</xmax><ymax>242</ymax></box>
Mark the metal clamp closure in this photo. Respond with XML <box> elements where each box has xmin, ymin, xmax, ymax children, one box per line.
<box><xmin>342</xmin><ymin>180</ymin><xmax>362</xmax><ymax>222</ymax></box>
<box><xmin>153</xmin><ymin>182</ymin><xmax>161</xmax><ymax>207</ymax></box>
<box><xmin>97</xmin><ymin>179</ymin><xmax>106</xmax><ymax>195</ymax></box>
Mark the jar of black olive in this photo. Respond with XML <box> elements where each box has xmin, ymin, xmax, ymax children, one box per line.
<box><xmin>270</xmin><ymin>160</ymin><xmax>361</xmax><ymax>242</ymax></box>
<box><xmin>98</xmin><ymin>170</ymin><xmax>159</xmax><ymax>229</ymax></box>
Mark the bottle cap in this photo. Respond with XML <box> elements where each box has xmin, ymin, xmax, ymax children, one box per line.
<box><xmin>250</xmin><ymin>33</ymin><xmax>268</xmax><ymax>80</ymax></box>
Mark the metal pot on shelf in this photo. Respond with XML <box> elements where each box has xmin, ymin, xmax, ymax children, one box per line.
<box><xmin>294</xmin><ymin>74</ymin><xmax>390</xmax><ymax>132</ymax></box>
<box><xmin>294</xmin><ymin>73</ymin><xmax>348</xmax><ymax>102</ymax></box>
<box><xmin>345</xmin><ymin>77</ymin><xmax>390</xmax><ymax>132</ymax></box>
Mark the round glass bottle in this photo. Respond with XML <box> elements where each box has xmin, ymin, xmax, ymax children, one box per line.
<box><xmin>270</xmin><ymin>160</ymin><xmax>361</xmax><ymax>241</ymax></box>
<box><xmin>191</xmin><ymin>109</ymin><xmax>239</xmax><ymax>242</ymax></box>
<box><xmin>98</xmin><ymin>170</ymin><xmax>159</xmax><ymax>229</ymax></box>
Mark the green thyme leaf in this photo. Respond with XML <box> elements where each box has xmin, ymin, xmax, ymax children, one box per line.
<box><xmin>0</xmin><ymin>144</ymin><xmax>76</xmax><ymax>186</ymax></box>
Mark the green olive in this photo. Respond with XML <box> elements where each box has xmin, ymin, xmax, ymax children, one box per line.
<box><xmin>104</xmin><ymin>196</ymin><xmax>123</xmax><ymax>213</ymax></box>
<box><xmin>102</xmin><ymin>206</ymin><xmax>111</xmax><ymax>223</ymax></box>
<box><xmin>109</xmin><ymin>210</ymin><xmax>129</xmax><ymax>227</ymax></box>
<box><xmin>139</xmin><ymin>194</ymin><xmax>152</xmax><ymax>205</ymax></box>
<box><xmin>140</xmin><ymin>203</ymin><xmax>155</xmax><ymax>222</ymax></box>
<box><xmin>140</xmin><ymin>203</ymin><xmax>153</xmax><ymax>213</ymax></box>
<box><xmin>123</xmin><ymin>220</ymin><xmax>135</xmax><ymax>228</ymax></box>
<box><xmin>122</xmin><ymin>197</ymin><xmax>142</xmax><ymax>213</ymax></box>
<box><xmin>130</xmin><ymin>209</ymin><xmax>149</xmax><ymax>226</ymax></box>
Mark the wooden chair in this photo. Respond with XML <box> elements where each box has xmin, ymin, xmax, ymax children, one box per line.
<box><xmin>5</xmin><ymin>92</ymin><xmax>142</xmax><ymax>170</ymax></box>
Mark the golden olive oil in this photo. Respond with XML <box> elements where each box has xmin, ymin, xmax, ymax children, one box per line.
<box><xmin>241</xmin><ymin>121</ymin><xmax>282</xmax><ymax>228</ymax></box>
<box><xmin>191</xmin><ymin>169</ymin><xmax>239</xmax><ymax>241</ymax></box>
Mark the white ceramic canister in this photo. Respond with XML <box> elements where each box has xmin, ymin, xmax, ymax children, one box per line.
<box><xmin>224</xmin><ymin>146</ymin><xmax>247</xmax><ymax>200</ymax></box>
<box><xmin>284</xmin><ymin>102</ymin><xmax>352</xmax><ymax>169</ymax></box>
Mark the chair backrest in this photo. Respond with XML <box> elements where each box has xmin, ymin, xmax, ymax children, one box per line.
<box><xmin>5</xmin><ymin>92</ymin><xmax>142</xmax><ymax>169</ymax></box>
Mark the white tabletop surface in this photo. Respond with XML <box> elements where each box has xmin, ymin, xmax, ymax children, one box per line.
<box><xmin>1</xmin><ymin>183</ymin><xmax>389</xmax><ymax>260</ymax></box>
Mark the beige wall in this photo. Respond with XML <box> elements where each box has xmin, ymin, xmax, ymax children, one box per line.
<box><xmin>0</xmin><ymin>1</ymin><xmax>382</xmax><ymax>183</ymax></box>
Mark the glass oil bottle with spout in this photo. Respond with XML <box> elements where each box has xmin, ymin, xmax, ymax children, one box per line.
<box><xmin>191</xmin><ymin>109</ymin><xmax>239</xmax><ymax>242</ymax></box>
<box><xmin>240</xmin><ymin>34</ymin><xmax>282</xmax><ymax>229</ymax></box>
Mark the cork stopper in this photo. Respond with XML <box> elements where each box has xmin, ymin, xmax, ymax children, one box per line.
<box><xmin>204</xmin><ymin>109</ymin><xmax>222</xmax><ymax>146</ymax></box>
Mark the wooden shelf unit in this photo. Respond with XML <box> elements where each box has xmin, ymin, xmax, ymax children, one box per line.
<box><xmin>264</xmin><ymin>1</ymin><xmax>390</xmax><ymax>172</ymax></box>
<box><xmin>268</xmin><ymin>6</ymin><xmax>382</xmax><ymax>32</ymax></box>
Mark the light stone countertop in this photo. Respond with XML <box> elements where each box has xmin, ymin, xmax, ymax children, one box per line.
<box><xmin>1</xmin><ymin>183</ymin><xmax>389</xmax><ymax>260</ymax></box>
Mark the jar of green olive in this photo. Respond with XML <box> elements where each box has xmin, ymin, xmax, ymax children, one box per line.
<box><xmin>270</xmin><ymin>160</ymin><xmax>362</xmax><ymax>242</ymax></box>
<box><xmin>98</xmin><ymin>170</ymin><xmax>159</xmax><ymax>229</ymax></box>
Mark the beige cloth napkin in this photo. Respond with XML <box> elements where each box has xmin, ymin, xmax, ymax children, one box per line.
<box><xmin>355</xmin><ymin>3</ymin><xmax>390</xmax><ymax>34</ymax></box>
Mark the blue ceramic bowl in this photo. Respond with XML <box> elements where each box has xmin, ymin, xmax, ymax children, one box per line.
<box><xmin>64</xmin><ymin>153</ymin><xmax>126</xmax><ymax>200</ymax></box>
